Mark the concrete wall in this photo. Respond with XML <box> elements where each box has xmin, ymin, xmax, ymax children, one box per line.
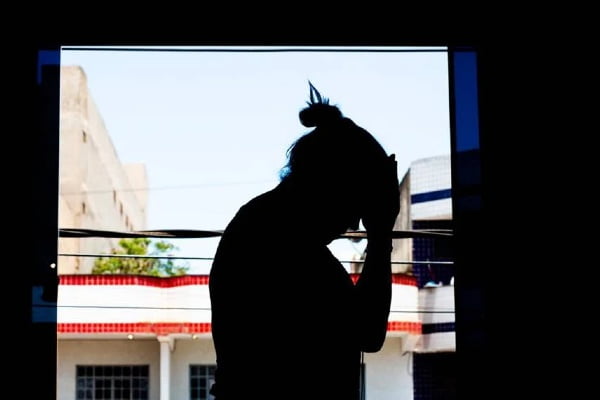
<box><xmin>58</xmin><ymin>66</ymin><xmax>147</xmax><ymax>274</ymax></box>
<box><xmin>57</xmin><ymin>275</ymin><xmax>415</xmax><ymax>328</ymax></box>
<box><xmin>419</xmin><ymin>285</ymin><xmax>455</xmax><ymax>326</ymax></box>
<box><xmin>124</xmin><ymin>163</ymin><xmax>148</xmax><ymax>215</ymax></box>
<box><xmin>57</xmin><ymin>339</ymin><xmax>160</xmax><ymax>400</ymax></box>
<box><xmin>58</xmin><ymin>282</ymin><xmax>212</xmax><ymax>324</ymax></box>
<box><xmin>364</xmin><ymin>337</ymin><xmax>413</xmax><ymax>400</ymax></box>
<box><xmin>410</xmin><ymin>154</ymin><xmax>452</xmax><ymax>220</ymax></box>
<box><xmin>418</xmin><ymin>285</ymin><xmax>456</xmax><ymax>353</ymax></box>
<box><xmin>170</xmin><ymin>338</ymin><xmax>217</xmax><ymax>399</ymax></box>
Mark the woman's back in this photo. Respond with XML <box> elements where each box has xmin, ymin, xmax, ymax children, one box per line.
<box><xmin>209</xmin><ymin>187</ymin><xmax>362</xmax><ymax>399</ymax></box>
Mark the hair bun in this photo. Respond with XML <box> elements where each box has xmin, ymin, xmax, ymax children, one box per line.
<box><xmin>299</xmin><ymin>81</ymin><xmax>343</xmax><ymax>127</ymax></box>
<box><xmin>299</xmin><ymin>103</ymin><xmax>343</xmax><ymax>127</ymax></box>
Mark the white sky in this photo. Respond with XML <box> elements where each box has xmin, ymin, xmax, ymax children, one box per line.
<box><xmin>60</xmin><ymin>46</ymin><xmax>451</xmax><ymax>274</ymax></box>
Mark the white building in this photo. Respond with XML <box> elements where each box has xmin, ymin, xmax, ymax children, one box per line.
<box><xmin>59</xmin><ymin>65</ymin><xmax>148</xmax><ymax>274</ymax></box>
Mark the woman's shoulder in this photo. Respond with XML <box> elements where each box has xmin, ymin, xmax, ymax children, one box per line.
<box><xmin>239</xmin><ymin>189</ymin><xmax>278</xmax><ymax>216</ymax></box>
<box><xmin>224</xmin><ymin>189</ymin><xmax>282</xmax><ymax>233</ymax></box>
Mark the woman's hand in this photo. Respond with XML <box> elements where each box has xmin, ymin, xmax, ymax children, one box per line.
<box><xmin>361</xmin><ymin>154</ymin><xmax>400</xmax><ymax>240</ymax></box>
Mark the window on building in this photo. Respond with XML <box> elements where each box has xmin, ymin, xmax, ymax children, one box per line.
<box><xmin>82</xmin><ymin>202</ymin><xmax>86</xmax><ymax>215</ymax></box>
<box><xmin>82</xmin><ymin>130</ymin><xmax>87</xmax><ymax>143</ymax></box>
<box><xmin>412</xmin><ymin>219</ymin><xmax>454</xmax><ymax>288</ymax></box>
<box><xmin>76</xmin><ymin>365</ymin><xmax>149</xmax><ymax>400</ymax></box>
<box><xmin>190</xmin><ymin>365</ymin><xmax>216</xmax><ymax>400</ymax></box>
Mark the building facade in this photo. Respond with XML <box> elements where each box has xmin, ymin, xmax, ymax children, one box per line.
<box><xmin>405</xmin><ymin>155</ymin><xmax>456</xmax><ymax>400</ymax></box>
<box><xmin>57</xmin><ymin>274</ymin><xmax>421</xmax><ymax>400</ymax></box>
<box><xmin>59</xmin><ymin>65</ymin><xmax>148</xmax><ymax>274</ymax></box>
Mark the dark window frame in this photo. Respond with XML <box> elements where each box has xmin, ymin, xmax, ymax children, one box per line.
<box><xmin>189</xmin><ymin>364</ymin><xmax>216</xmax><ymax>400</ymax></box>
<box><xmin>75</xmin><ymin>364</ymin><xmax>149</xmax><ymax>400</ymax></box>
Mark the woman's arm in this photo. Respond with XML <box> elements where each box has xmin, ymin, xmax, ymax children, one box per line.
<box><xmin>355</xmin><ymin>155</ymin><xmax>399</xmax><ymax>352</ymax></box>
<box><xmin>355</xmin><ymin>238</ymin><xmax>393</xmax><ymax>352</ymax></box>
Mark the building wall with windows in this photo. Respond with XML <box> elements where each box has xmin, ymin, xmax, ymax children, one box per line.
<box><xmin>59</xmin><ymin>65</ymin><xmax>148</xmax><ymax>274</ymax></box>
<box><xmin>57</xmin><ymin>340</ymin><xmax>160</xmax><ymax>400</ymax></box>
<box><xmin>56</xmin><ymin>274</ymin><xmax>421</xmax><ymax>400</ymax></box>
<box><xmin>57</xmin><ymin>335</ymin><xmax>417</xmax><ymax>400</ymax></box>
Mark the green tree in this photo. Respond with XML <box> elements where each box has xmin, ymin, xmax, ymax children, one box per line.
<box><xmin>92</xmin><ymin>238</ymin><xmax>189</xmax><ymax>276</ymax></box>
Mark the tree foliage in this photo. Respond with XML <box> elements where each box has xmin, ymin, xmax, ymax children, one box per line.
<box><xmin>92</xmin><ymin>238</ymin><xmax>189</xmax><ymax>276</ymax></box>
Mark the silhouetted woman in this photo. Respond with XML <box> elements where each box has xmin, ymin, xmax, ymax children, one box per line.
<box><xmin>209</xmin><ymin>83</ymin><xmax>399</xmax><ymax>399</ymax></box>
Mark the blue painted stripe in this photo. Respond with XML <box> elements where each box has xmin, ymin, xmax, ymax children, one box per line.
<box><xmin>411</xmin><ymin>189</ymin><xmax>452</xmax><ymax>204</ymax></box>
<box><xmin>422</xmin><ymin>322</ymin><xmax>455</xmax><ymax>334</ymax></box>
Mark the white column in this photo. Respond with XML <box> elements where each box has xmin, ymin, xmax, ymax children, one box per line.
<box><xmin>158</xmin><ymin>336</ymin><xmax>174</xmax><ymax>400</ymax></box>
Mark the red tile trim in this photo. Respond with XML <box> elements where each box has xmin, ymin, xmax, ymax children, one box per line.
<box><xmin>57</xmin><ymin>321</ymin><xmax>421</xmax><ymax>335</ymax></box>
<box><xmin>350</xmin><ymin>274</ymin><xmax>417</xmax><ymax>286</ymax></box>
<box><xmin>387</xmin><ymin>321</ymin><xmax>422</xmax><ymax>334</ymax></box>
<box><xmin>59</xmin><ymin>275</ymin><xmax>209</xmax><ymax>287</ymax></box>
<box><xmin>391</xmin><ymin>275</ymin><xmax>417</xmax><ymax>286</ymax></box>
<box><xmin>60</xmin><ymin>273</ymin><xmax>417</xmax><ymax>287</ymax></box>
<box><xmin>57</xmin><ymin>322</ymin><xmax>212</xmax><ymax>334</ymax></box>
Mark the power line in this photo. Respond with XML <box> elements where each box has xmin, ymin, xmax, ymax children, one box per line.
<box><xmin>58</xmin><ymin>228</ymin><xmax>452</xmax><ymax>239</ymax></box>
<box><xmin>59</xmin><ymin>229</ymin><xmax>224</xmax><ymax>239</ymax></box>
<box><xmin>33</xmin><ymin>303</ymin><xmax>455</xmax><ymax>313</ymax></box>
<box><xmin>57</xmin><ymin>252</ymin><xmax>454</xmax><ymax>265</ymax></box>
<box><xmin>60</xmin><ymin>180</ymin><xmax>274</xmax><ymax>195</ymax></box>
<box><xmin>59</xmin><ymin>253</ymin><xmax>213</xmax><ymax>261</ymax></box>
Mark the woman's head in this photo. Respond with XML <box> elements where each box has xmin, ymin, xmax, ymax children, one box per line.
<box><xmin>280</xmin><ymin>83</ymin><xmax>391</xmax><ymax>235</ymax></box>
<box><xmin>281</xmin><ymin>83</ymin><xmax>389</xmax><ymax>189</ymax></box>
